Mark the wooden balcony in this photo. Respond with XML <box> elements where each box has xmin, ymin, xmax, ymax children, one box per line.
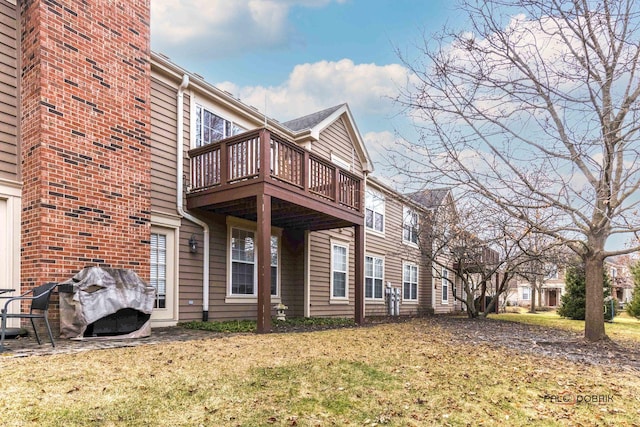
<box><xmin>186</xmin><ymin>128</ymin><xmax>364</xmax><ymax>230</ymax></box>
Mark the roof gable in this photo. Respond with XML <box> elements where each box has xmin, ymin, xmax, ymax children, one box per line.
<box><xmin>283</xmin><ymin>104</ymin><xmax>373</xmax><ymax>173</ymax></box>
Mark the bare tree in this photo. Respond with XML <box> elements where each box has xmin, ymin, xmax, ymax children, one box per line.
<box><xmin>393</xmin><ymin>0</ymin><xmax>640</xmax><ymax>341</ymax></box>
<box><xmin>420</xmin><ymin>196</ymin><xmax>547</xmax><ymax>318</ymax></box>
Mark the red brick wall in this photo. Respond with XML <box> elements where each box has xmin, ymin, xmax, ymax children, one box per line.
<box><xmin>20</xmin><ymin>0</ymin><xmax>152</xmax><ymax>320</ymax></box>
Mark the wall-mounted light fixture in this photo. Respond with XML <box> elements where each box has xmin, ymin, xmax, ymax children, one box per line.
<box><xmin>189</xmin><ymin>234</ymin><xmax>198</xmax><ymax>254</ymax></box>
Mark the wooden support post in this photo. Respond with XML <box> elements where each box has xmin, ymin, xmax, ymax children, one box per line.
<box><xmin>354</xmin><ymin>224</ymin><xmax>365</xmax><ymax>325</ymax></box>
<box><xmin>256</xmin><ymin>192</ymin><xmax>272</xmax><ymax>333</ymax></box>
<box><xmin>259</xmin><ymin>128</ymin><xmax>270</xmax><ymax>180</ymax></box>
<box><xmin>333</xmin><ymin>167</ymin><xmax>340</xmax><ymax>203</ymax></box>
<box><xmin>302</xmin><ymin>151</ymin><xmax>309</xmax><ymax>192</ymax></box>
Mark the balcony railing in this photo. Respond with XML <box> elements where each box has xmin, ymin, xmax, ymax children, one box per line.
<box><xmin>188</xmin><ymin>129</ymin><xmax>361</xmax><ymax>212</ymax></box>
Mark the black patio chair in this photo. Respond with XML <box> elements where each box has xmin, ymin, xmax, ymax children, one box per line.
<box><xmin>0</xmin><ymin>282</ymin><xmax>58</xmax><ymax>351</ymax></box>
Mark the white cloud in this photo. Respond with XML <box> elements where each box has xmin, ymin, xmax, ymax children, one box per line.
<box><xmin>151</xmin><ymin>0</ymin><xmax>344</xmax><ymax>57</ymax></box>
<box><xmin>217</xmin><ymin>59</ymin><xmax>410</xmax><ymax>121</ymax></box>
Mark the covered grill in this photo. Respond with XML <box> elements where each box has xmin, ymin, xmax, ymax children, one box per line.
<box><xmin>59</xmin><ymin>267</ymin><xmax>156</xmax><ymax>339</ymax></box>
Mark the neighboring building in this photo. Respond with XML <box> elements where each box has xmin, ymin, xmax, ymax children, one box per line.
<box><xmin>4</xmin><ymin>1</ymin><xmax>476</xmax><ymax>336</ymax></box>
<box><xmin>509</xmin><ymin>258</ymin><xmax>635</xmax><ymax>308</ymax></box>
<box><xmin>607</xmin><ymin>258</ymin><xmax>634</xmax><ymax>306</ymax></box>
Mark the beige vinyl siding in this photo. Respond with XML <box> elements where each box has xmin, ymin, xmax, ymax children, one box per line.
<box><xmin>280</xmin><ymin>229</ymin><xmax>305</xmax><ymax>317</ymax></box>
<box><xmin>432</xmin><ymin>254</ymin><xmax>456</xmax><ymax>314</ymax></box>
<box><xmin>0</xmin><ymin>2</ymin><xmax>18</xmax><ymax>181</ymax></box>
<box><xmin>364</xmin><ymin>182</ymin><xmax>434</xmax><ymax>316</ymax></box>
<box><xmin>150</xmin><ymin>77</ymin><xmax>179</xmax><ymax>214</ymax></box>
<box><xmin>194</xmin><ymin>215</ymin><xmax>305</xmax><ymax>321</ymax></box>
<box><xmin>150</xmin><ymin>70</ymin><xmax>206</xmax><ymax>322</ymax></box>
<box><xmin>312</xmin><ymin>118</ymin><xmax>364</xmax><ymax>176</ymax></box>
<box><xmin>176</xmin><ymin>219</ymin><xmax>205</xmax><ymax>321</ymax></box>
<box><xmin>308</xmin><ymin>228</ymin><xmax>356</xmax><ymax>318</ymax></box>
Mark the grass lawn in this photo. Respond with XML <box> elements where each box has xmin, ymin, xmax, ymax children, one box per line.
<box><xmin>490</xmin><ymin>309</ymin><xmax>640</xmax><ymax>343</ymax></box>
<box><xmin>1</xmin><ymin>319</ymin><xmax>639</xmax><ymax>426</ymax></box>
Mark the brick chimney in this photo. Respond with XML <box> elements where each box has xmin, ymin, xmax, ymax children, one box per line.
<box><xmin>20</xmin><ymin>0</ymin><xmax>152</xmax><ymax>325</ymax></box>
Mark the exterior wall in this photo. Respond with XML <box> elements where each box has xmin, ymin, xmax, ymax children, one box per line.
<box><xmin>0</xmin><ymin>1</ymin><xmax>20</xmax><ymax>321</ymax></box>
<box><xmin>20</xmin><ymin>0</ymin><xmax>152</xmax><ymax>326</ymax></box>
<box><xmin>280</xmin><ymin>228</ymin><xmax>306</xmax><ymax>317</ymax></box>
<box><xmin>0</xmin><ymin>180</ymin><xmax>20</xmax><ymax>325</ymax></box>
<box><xmin>308</xmin><ymin>228</ymin><xmax>356</xmax><ymax>317</ymax></box>
<box><xmin>0</xmin><ymin>1</ymin><xmax>18</xmax><ymax>182</ymax></box>
<box><xmin>364</xmin><ymin>181</ymin><xmax>434</xmax><ymax>317</ymax></box>
<box><xmin>313</xmin><ymin>118</ymin><xmax>364</xmax><ymax>176</ymax></box>
<box><xmin>431</xmin><ymin>254</ymin><xmax>457</xmax><ymax>314</ymax></box>
<box><xmin>150</xmin><ymin>65</ymin><xmax>312</xmax><ymax>323</ymax></box>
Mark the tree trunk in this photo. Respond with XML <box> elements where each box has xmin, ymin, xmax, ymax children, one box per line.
<box><xmin>584</xmin><ymin>252</ymin><xmax>606</xmax><ymax>341</ymax></box>
<box><xmin>529</xmin><ymin>278</ymin><xmax>537</xmax><ymax>313</ymax></box>
<box><xmin>466</xmin><ymin>288</ymin><xmax>478</xmax><ymax>318</ymax></box>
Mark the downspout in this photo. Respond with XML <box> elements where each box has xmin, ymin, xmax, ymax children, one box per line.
<box><xmin>363</xmin><ymin>171</ymin><xmax>368</xmax><ymax>316</ymax></box>
<box><xmin>176</xmin><ymin>74</ymin><xmax>211</xmax><ymax>321</ymax></box>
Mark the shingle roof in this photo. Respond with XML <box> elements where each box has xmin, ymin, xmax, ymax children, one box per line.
<box><xmin>406</xmin><ymin>188</ymin><xmax>451</xmax><ymax>209</ymax></box>
<box><xmin>281</xmin><ymin>104</ymin><xmax>345</xmax><ymax>132</ymax></box>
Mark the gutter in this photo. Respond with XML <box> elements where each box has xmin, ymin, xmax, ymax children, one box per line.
<box><xmin>176</xmin><ymin>74</ymin><xmax>211</xmax><ymax>321</ymax></box>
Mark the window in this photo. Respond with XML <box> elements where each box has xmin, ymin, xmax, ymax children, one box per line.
<box><xmin>270</xmin><ymin>236</ymin><xmax>278</xmax><ymax>296</ymax></box>
<box><xmin>403</xmin><ymin>263</ymin><xmax>418</xmax><ymax>302</ymax></box>
<box><xmin>150</xmin><ymin>233</ymin><xmax>167</xmax><ymax>309</ymax></box>
<box><xmin>195</xmin><ymin>105</ymin><xmax>244</xmax><ymax>147</ymax></box>
<box><xmin>230</xmin><ymin>227</ymin><xmax>278</xmax><ymax>297</ymax></box>
<box><xmin>441</xmin><ymin>268</ymin><xmax>449</xmax><ymax>303</ymax></box>
<box><xmin>332</xmin><ymin>243</ymin><xmax>348</xmax><ymax>299</ymax></box>
<box><xmin>365</xmin><ymin>189</ymin><xmax>384</xmax><ymax>233</ymax></box>
<box><xmin>610</xmin><ymin>267</ymin><xmax>617</xmax><ymax>279</ymax></box>
<box><xmin>365</xmin><ymin>255</ymin><xmax>384</xmax><ymax>299</ymax></box>
<box><xmin>545</xmin><ymin>264</ymin><xmax>559</xmax><ymax>280</ymax></box>
<box><xmin>403</xmin><ymin>206</ymin><xmax>419</xmax><ymax>245</ymax></box>
<box><xmin>522</xmin><ymin>287</ymin><xmax>531</xmax><ymax>300</ymax></box>
<box><xmin>331</xmin><ymin>153</ymin><xmax>351</xmax><ymax>171</ymax></box>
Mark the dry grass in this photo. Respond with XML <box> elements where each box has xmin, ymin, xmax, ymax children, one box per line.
<box><xmin>491</xmin><ymin>310</ymin><xmax>640</xmax><ymax>343</ymax></box>
<box><xmin>1</xmin><ymin>319</ymin><xmax>639</xmax><ymax>426</ymax></box>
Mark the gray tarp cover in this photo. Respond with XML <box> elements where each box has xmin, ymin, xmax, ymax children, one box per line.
<box><xmin>59</xmin><ymin>267</ymin><xmax>156</xmax><ymax>339</ymax></box>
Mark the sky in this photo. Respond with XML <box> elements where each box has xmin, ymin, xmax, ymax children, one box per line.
<box><xmin>150</xmin><ymin>0</ymin><xmax>459</xmax><ymax>176</ymax></box>
<box><xmin>149</xmin><ymin>1</ymin><xmax>639</xmax><ymax>252</ymax></box>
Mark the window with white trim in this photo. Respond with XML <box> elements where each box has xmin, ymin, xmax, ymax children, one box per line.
<box><xmin>331</xmin><ymin>243</ymin><xmax>348</xmax><ymax>299</ymax></box>
<box><xmin>365</xmin><ymin>255</ymin><xmax>384</xmax><ymax>299</ymax></box>
<box><xmin>229</xmin><ymin>227</ymin><xmax>278</xmax><ymax>297</ymax></box>
<box><xmin>403</xmin><ymin>206</ymin><xmax>419</xmax><ymax>245</ymax></box>
<box><xmin>150</xmin><ymin>233</ymin><xmax>167</xmax><ymax>309</ymax></box>
<box><xmin>522</xmin><ymin>286</ymin><xmax>531</xmax><ymax>300</ymax></box>
<box><xmin>441</xmin><ymin>268</ymin><xmax>449</xmax><ymax>303</ymax></box>
<box><xmin>365</xmin><ymin>189</ymin><xmax>384</xmax><ymax>233</ymax></box>
<box><xmin>403</xmin><ymin>263</ymin><xmax>418</xmax><ymax>301</ymax></box>
<box><xmin>195</xmin><ymin>105</ymin><xmax>244</xmax><ymax>147</ymax></box>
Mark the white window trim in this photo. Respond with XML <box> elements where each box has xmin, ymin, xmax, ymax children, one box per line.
<box><xmin>330</xmin><ymin>239</ymin><xmax>350</xmax><ymax>303</ymax></box>
<box><xmin>441</xmin><ymin>268</ymin><xmax>449</xmax><ymax>304</ymax></box>
<box><xmin>365</xmin><ymin>254</ymin><xmax>385</xmax><ymax>301</ymax></box>
<box><xmin>522</xmin><ymin>286</ymin><xmax>531</xmax><ymax>300</ymax></box>
<box><xmin>330</xmin><ymin>152</ymin><xmax>352</xmax><ymax>171</ymax></box>
<box><xmin>225</xmin><ymin>217</ymin><xmax>282</xmax><ymax>304</ymax></box>
<box><xmin>189</xmin><ymin>94</ymin><xmax>247</xmax><ymax>149</ymax></box>
<box><xmin>0</xmin><ymin>182</ymin><xmax>21</xmax><ymax>326</ymax></box>
<box><xmin>365</xmin><ymin>188</ymin><xmax>385</xmax><ymax>235</ymax></box>
<box><xmin>149</xmin><ymin>222</ymin><xmax>179</xmax><ymax>326</ymax></box>
<box><xmin>402</xmin><ymin>261</ymin><xmax>419</xmax><ymax>304</ymax></box>
<box><xmin>402</xmin><ymin>205</ymin><xmax>419</xmax><ymax>248</ymax></box>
